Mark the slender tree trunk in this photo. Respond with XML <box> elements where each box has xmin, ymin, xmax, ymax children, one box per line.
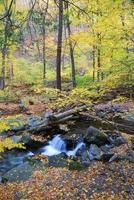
<box><xmin>6</xmin><ymin>48</ymin><xmax>14</xmax><ymax>81</ymax></box>
<box><xmin>1</xmin><ymin>21</ymin><xmax>8</xmax><ymax>89</ymax></box>
<box><xmin>62</xmin><ymin>21</ymin><xmax>67</xmax><ymax>70</ymax></box>
<box><xmin>42</xmin><ymin>14</ymin><xmax>46</xmax><ymax>80</ymax></box>
<box><xmin>66</xmin><ymin>1</ymin><xmax>76</xmax><ymax>87</ymax></box>
<box><xmin>56</xmin><ymin>0</ymin><xmax>63</xmax><ymax>90</ymax></box>
<box><xmin>92</xmin><ymin>45</ymin><xmax>96</xmax><ymax>81</ymax></box>
<box><xmin>1</xmin><ymin>46</ymin><xmax>6</xmax><ymax>89</ymax></box>
<box><xmin>97</xmin><ymin>45</ymin><xmax>101</xmax><ymax>81</ymax></box>
<box><xmin>97</xmin><ymin>33</ymin><xmax>103</xmax><ymax>81</ymax></box>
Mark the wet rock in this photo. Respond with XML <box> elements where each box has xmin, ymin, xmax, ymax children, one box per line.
<box><xmin>48</xmin><ymin>153</ymin><xmax>68</xmax><ymax>167</ymax></box>
<box><xmin>76</xmin><ymin>145</ymin><xmax>87</xmax><ymax>157</ymax></box>
<box><xmin>80</xmin><ymin>150</ymin><xmax>90</xmax><ymax>166</ymax></box>
<box><xmin>2</xmin><ymin>158</ymin><xmax>44</xmax><ymax>183</ymax></box>
<box><xmin>84</xmin><ymin>126</ymin><xmax>108</xmax><ymax>146</ymax></box>
<box><xmin>89</xmin><ymin>144</ymin><xmax>101</xmax><ymax>160</ymax></box>
<box><xmin>0</xmin><ymin>176</ymin><xmax>2</xmax><ymax>184</ymax></box>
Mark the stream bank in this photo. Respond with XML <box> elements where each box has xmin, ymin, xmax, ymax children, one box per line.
<box><xmin>0</xmin><ymin>101</ymin><xmax>134</xmax><ymax>199</ymax></box>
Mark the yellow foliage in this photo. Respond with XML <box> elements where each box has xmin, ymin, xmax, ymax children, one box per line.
<box><xmin>0</xmin><ymin>138</ymin><xmax>24</xmax><ymax>153</ymax></box>
<box><xmin>0</xmin><ymin>121</ymin><xmax>10</xmax><ymax>133</ymax></box>
<box><xmin>0</xmin><ymin>115</ymin><xmax>25</xmax><ymax>153</ymax></box>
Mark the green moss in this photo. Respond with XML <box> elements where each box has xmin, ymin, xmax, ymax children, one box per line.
<box><xmin>69</xmin><ymin>160</ymin><xmax>85</xmax><ymax>171</ymax></box>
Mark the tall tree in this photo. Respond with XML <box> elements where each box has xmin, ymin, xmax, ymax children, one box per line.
<box><xmin>42</xmin><ymin>0</ymin><xmax>49</xmax><ymax>81</ymax></box>
<box><xmin>65</xmin><ymin>0</ymin><xmax>76</xmax><ymax>87</ymax></box>
<box><xmin>56</xmin><ymin>0</ymin><xmax>63</xmax><ymax>90</ymax></box>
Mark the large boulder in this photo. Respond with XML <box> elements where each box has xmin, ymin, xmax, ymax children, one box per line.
<box><xmin>2</xmin><ymin>158</ymin><xmax>44</xmax><ymax>183</ymax></box>
<box><xmin>84</xmin><ymin>126</ymin><xmax>108</xmax><ymax>146</ymax></box>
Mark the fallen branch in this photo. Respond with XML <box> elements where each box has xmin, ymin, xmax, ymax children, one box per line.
<box><xmin>80</xmin><ymin>112</ymin><xmax>134</xmax><ymax>134</ymax></box>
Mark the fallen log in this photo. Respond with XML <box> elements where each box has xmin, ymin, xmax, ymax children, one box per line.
<box><xmin>80</xmin><ymin>112</ymin><xmax>134</xmax><ymax>134</ymax></box>
<box><xmin>9</xmin><ymin>105</ymin><xmax>87</xmax><ymax>134</ymax></box>
<box><xmin>28</xmin><ymin>105</ymin><xmax>87</xmax><ymax>133</ymax></box>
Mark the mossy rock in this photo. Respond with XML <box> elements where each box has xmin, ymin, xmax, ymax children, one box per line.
<box><xmin>2</xmin><ymin>159</ymin><xmax>45</xmax><ymax>183</ymax></box>
<box><xmin>84</xmin><ymin>126</ymin><xmax>108</xmax><ymax>146</ymax></box>
<box><xmin>48</xmin><ymin>153</ymin><xmax>68</xmax><ymax>168</ymax></box>
<box><xmin>69</xmin><ymin>160</ymin><xmax>85</xmax><ymax>171</ymax></box>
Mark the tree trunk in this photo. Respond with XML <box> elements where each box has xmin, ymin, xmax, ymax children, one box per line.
<box><xmin>92</xmin><ymin>45</ymin><xmax>96</xmax><ymax>81</ymax></box>
<box><xmin>66</xmin><ymin>1</ymin><xmax>76</xmax><ymax>87</ymax></box>
<box><xmin>97</xmin><ymin>45</ymin><xmax>101</xmax><ymax>81</ymax></box>
<box><xmin>56</xmin><ymin>0</ymin><xmax>63</xmax><ymax>90</ymax></box>
<box><xmin>97</xmin><ymin>33</ymin><xmax>103</xmax><ymax>81</ymax></box>
<box><xmin>1</xmin><ymin>21</ymin><xmax>8</xmax><ymax>90</ymax></box>
<box><xmin>42</xmin><ymin>15</ymin><xmax>46</xmax><ymax>80</ymax></box>
<box><xmin>1</xmin><ymin>47</ymin><xmax>6</xmax><ymax>89</ymax></box>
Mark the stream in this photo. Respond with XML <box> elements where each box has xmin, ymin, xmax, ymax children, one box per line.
<box><xmin>0</xmin><ymin>135</ymin><xmax>85</xmax><ymax>174</ymax></box>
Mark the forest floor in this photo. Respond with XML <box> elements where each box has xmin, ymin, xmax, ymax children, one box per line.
<box><xmin>0</xmin><ymin>84</ymin><xmax>134</xmax><ymax>200</ymax></box>
<box><xmin>0</xmin><ymin>159</ymin><xmax>133</xmax><ymax>200</ymax></box>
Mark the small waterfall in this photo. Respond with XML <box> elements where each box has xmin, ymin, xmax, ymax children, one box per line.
<box><xmin>67</xmin><ymin>142</ymin><xmax>85</xmax><ymax>156</ymax></box>
<box><xmin>42</xmin><ymin>135</ymin><xmax>66</xmax><ymax>156</ymax></box>
<box><xmin>41</xmin><ymin>135</ymin><xmax>85</xmax><ymax>157</ymax></box>
<box><xmin>49</xmin><ymin>135</ymin><xmax>66</xmax><ymax>151</ymax></box>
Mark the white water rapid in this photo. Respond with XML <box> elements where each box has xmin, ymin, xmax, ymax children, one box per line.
<box><xmin>41</xmin><ymin>135</ymin><xmax>85</xmax><ymax>156</ymax></box>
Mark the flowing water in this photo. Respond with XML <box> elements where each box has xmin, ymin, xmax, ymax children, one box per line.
<box><xmin>0</xmin><ymin>135</ymin><xmax>85</xmax><ymax>174</ymax></box>
<box><xmin>41</xmin><ymin>135</ymin><xmax>85</xmax><ymax>157</ymax></box>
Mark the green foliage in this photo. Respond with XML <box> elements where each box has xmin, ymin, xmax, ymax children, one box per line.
<box><xmin>12</xmin><ymin>59</ymin><xmax>43</xmax><ymax>85</ymax></box>
<box><xmin>0</xmin><ymin>115</ymin><xmax>25</xmax><ymax>153</ymax></box>
<box><xmin>0</xmin><ymin>88</ymin><xmax>16</xmax><ymax>102</ymax></box>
